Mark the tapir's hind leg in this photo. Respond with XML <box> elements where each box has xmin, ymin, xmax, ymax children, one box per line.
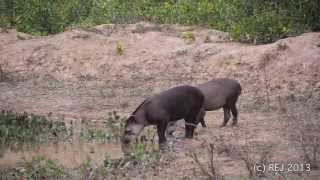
<box><xmin>229</xmin><ymin>95</ymin><xmax>239</xmax><ymax>126</ymax></box>
<box><xmin>230</xmin><ymin>103</ymin><xmax>238</xmax><ymax>126</ymax></box>
<box><xmin>221</xmin><ymin>106</ymin><xmax>231</xmax><ymax>127</ymax></box>
<box><xmin>198</xmin><ymin>108</ymin><xmax>207</xmax><ymax>127</ymax></box>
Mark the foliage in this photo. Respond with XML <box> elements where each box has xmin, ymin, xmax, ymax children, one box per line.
<box><xmin>1</xmin><ymin>0</ymin><xmax>319</xmax><ymax>43</ymax></box>
<box><xmin>189</xmin><ymin>143</ymin><xmax>222</xmax><ymax>179</ymax></box>
<box><xmin>0</xmin><ymin>110</ymin><xmax>67</xmax><ymax>147</ymax></box>
<box><xmin>80</xmin><ymin>128</ymin><xmax>108</xmax><ymax>141</ymax></box>
<box><xmin>181</xmin><ymin>31</ymin><xmax>195</xmax><ymax>44</ymax></box>
<box><xmin>104</xmin><ymin>141</ymin><xmax>160</xmax><ymax>169</ymax></box>
<box><xmin>22</xmin><ymin>156</ymin><xmax>66</xmax><ymax>179</ymax></box>
<box><xmin>116</xmin><ymin>41</ymin><xmax>124</xmax><ymax>56</ymax></box>
<box><xmin>79</xmin><ymin>111</ymin><xmax>125</xmax><ymax>142</ymax></box>
<box><xmin>0</xmin><ymin>156</ymin><xmax>66</xmax><ymax>179</ymax></box>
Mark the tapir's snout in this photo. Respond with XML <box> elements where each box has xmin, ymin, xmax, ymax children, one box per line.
<box><xmin>121</xmin><ymin>135</ymin><xmax>131</xmax><ymax>154</ymax></box>
<box><xmin>121</xmin><ymin>135</ymin><xmax>131</xmax><ymax>144</ymax></box>
<box><xmin>121</xmin><ymin>129</ymin><xmax>134</xmax><ymax>144</ymax></box>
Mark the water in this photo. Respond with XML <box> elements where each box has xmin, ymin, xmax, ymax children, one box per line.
<box><xmin>0</xmin><ymin>118</ymin><xmax>124</xmax><ymax>169</ymax></box>
<box><xmin>0</xmin><ymin>141</ymin><xmax>123</xmax><ymax>169</ymax></box>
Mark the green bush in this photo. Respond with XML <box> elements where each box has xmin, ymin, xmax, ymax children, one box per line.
<box><xmin>0</xmin><ymin>0</ymin><xmax>319</xmax><ymax>43</ymax></box>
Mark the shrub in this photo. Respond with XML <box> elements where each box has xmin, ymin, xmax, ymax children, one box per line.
<box><xmin>0</xmin><ymin>0</ymin><xmax>319</xmax><ymax>43</ymax></box>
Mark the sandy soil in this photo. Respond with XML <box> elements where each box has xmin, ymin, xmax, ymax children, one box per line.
<box><xmin>0</xmin><ymin>22</ymin><xmax>319</xmax><ymax>179</ymax></box>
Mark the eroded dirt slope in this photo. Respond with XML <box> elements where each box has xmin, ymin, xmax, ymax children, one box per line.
<box><xmin>1</xmin><ymin>23</ymin><xmax>319</xmax><ymax>118</ymax></box>
<box><xmin>0</xmin><ymin>22</ymin><xmax>320</xmax><ymax>179</ymax></box>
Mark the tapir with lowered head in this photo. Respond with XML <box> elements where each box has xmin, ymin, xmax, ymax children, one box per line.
<box><xmin>121</xmin><ymin>85</ymin><xmax>205</xmax><ymax>153</ymax></box>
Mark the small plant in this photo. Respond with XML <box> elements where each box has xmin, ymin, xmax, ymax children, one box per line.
<box><xmin>299</xmin><ymin>125</ymin><xmax>320</xmax><ymax>169</ymax></box>
<box><xmin>0</xmin><ymin>64</ymin><xmax>10</xmax><ymax>82</ymax></box>
<box><xmin>116</xmin><ymin>42</ymin><xmax>124</xmax><ymax>56</ymax></box>
<box><xmin>132</xmin><ymin>24</ymin><xmax>145</xmax><ymax>33</ymax></box>
<box><xmin>210</xmin><ymin>135</ymin><xmax>274</xmax><ymax>178</ymax></box>
<box><xmin>235</xmin><ymin>143</ymin><xmax>273</xmax><ymax>178</ymax></box>
<box><xmin>80</xmin><ymin>128</ymin><xmax>108</xmax><ymax>141</ymax></box>
<box><xmin>285</xmin><ymin>100</ymin><xmax>320</xmax><ymax>170</ymax></box>
<box><xmin>104</xmin><ymin>135</ymin><xmax>160</xmax><ymax>171</ymax></box>
<box><xmin>277</xmin><ymin>41</ymin><xmax>289</xmax><ymax>51</ymax></box>
<box><xmin>0</xmin><ymin>110</ymin><xmax>68</xmax><ymax>148</ymax></box>
<box><xmin>79</xmin><ymin>156</ymin><xmax>94</xmax><ymax>180</ymax></box>
<box><xmin>14</xmin><ymin>156</ymin><xmax>66</xmax><ymax>179</ymax></box>
<box><xmin>181</xmin><ymin>31</ymin><xmax>195</xmax><ymax>44</ymax></box>
<box><xmin>105</xmin><ymin>111</ymin><xmax>126</xmax><ymax>142</ymax></box>
<box><xmin>204</xmin><ymin>35</ymin><xmax>212</xmax><ymax>43</ymax></box>
<box><xmin>77</xmin><ymin>111</ymin><xmax>125</xmax><ymax>142</ymax></box>
<box><xmin>189</xmin><ymin>143</ymin><xmax>222</xmax><ymax>180</ymax></box>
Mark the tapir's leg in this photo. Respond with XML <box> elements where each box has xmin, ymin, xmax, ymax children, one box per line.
<box><xmin>166</xmin><ymin>121</ymin><xmax>176</xmax><ymax>137</ymax></box>
<box><xmin>200</xmin><ymin>119</ymin><xmax>206</xmax><ymax>127</ymax></box>
<box><xmin>157</xmin><ymin>121</ymin><xmax>168</xmax><ymax>145</ymax></box>
<box><xmin>198</xmin><ymin>109</ymin><xmax>207</xmax><ymax>127</ymax></box>
<box><xmin>230</xmin><ymin>104</ymin><xmax>238</xmax><ymax>126</ymax></box>
<box><xmin>221</xmin><ymin>106</ymin><xmax>231</xmax><ymax>127</ymax></box>
<box><xmin>185</xmin><ymin>117</ymin><xmax>196</xmax><ymax>138</ymax></box>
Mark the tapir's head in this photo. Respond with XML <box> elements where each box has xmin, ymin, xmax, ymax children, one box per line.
<box><xmin>121</xmin><ymin>115</ymin><xmax>145</xmax><ymax>153</ymax></box>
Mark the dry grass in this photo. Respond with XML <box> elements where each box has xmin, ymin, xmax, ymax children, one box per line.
<box><xmin>189</xmin><ymin>143</ymin><xmax>223</xmax><ymax>180</ymax></box>
<box><xmin>0</xmin><ymin>64</ymin><xmax>9</xmax><ymax>82</ymax></box>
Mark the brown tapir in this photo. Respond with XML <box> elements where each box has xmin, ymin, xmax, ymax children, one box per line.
<box><xmin>167</xmin><ymin>78</ymin><xmax>242</xmax><ymax>135</ymax></box>
<box><xmin>121</xmin><ymin>85</ymin><xmax>205</xmax><ymax>152</ymax></box>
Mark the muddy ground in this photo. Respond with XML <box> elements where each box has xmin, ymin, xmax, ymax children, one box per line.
<box><xmin>0</xmin><ymin>22</ymin><xmax>320</xmax><ymax>179</ymax></box>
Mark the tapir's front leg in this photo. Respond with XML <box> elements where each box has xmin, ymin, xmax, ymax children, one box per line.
<box><xmin>157</xmin><ymin>121</ymin><xmax>168</xmax><ymax>148</ymax></box>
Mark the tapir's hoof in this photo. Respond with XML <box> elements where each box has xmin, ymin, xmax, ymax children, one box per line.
<box><xmin>159</xmin><ymin>142</ymin><xmax>169</xmax><ymax>152</ymax></box>
<box><xmin>166</xmin><ymin>132</ymin><xmax>174</xmax><ymax>138</ymax></box>
<box><xmin>220</xmin><ymin>124</ymin><xmax>227</xmax><ymax>127</ymax></box>
<box><xmin>185</xmin><ymin>134</ymin><xmax>193</xmax><ymax>139</ymax></box>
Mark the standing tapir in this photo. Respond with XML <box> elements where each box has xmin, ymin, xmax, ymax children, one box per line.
<box><xmin>121</xmin><ymin>85</ymin><xmax>205</xmax><ymax>152</ymax></box>
<box><xmin>199</xmin><ymin>78</ymin><xmax>242</xmax><ymax>126</ymax></box>
<box><xmin>167</xmin><ymin>78</ymin><xmax>242</xmax><ymax>135</ymax></box>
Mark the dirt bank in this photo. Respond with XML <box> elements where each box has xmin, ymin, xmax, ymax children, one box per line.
<box><xmin>0</xmin><ymin>22</ymin><xmax>319</xmax><ymax>179</ymax></box>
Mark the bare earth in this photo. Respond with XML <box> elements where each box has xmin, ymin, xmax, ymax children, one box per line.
<box><xmin>0</xmin><ymin>22</ymin><xmax>320</xmax><ymax>179</ymax></box>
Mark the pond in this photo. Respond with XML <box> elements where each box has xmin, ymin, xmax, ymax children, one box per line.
<box><xmin>0</xmin><ymin>110</ymin><xmax>126</xmax><ymax>169</ymax></box>
<box><xmin>0</xmin><ymin>141</ymin><xmax>122</xmax><ymax>169</ymax></box>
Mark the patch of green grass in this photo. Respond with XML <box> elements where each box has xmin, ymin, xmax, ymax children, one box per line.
<box><xmin>104</xmin><ymin>141</ymin><xmax>160</xmax><ymax>169</ymax></box>
<box><xmin>23</xmin><ymin>156</ymin><xmax>66</xmax><ymax>179</ymax></box>
<box><xmin>80</xmin><ymin>129</ymin><xmax>108</xmax><ymax>141</ymax></box>
<box><xmin>78</xmin><ymin>156</ymin><xmax>94</xmax><ymax>179</ymax></box>
<box><xmin>0</xmin><ymin>156</ymin><xmax>67</xmax><ymax>179</ymax></box>
<box><xmin>0</xmin><ymin>110</ymin><xmax>68</xmax><ymax>148</ymax></box>
<box><xmin>105</xmin><ymin>111</ymin><xmax>126</xmax><ymax>142</ymax></box>
<box><xmin>79</xmin><ymin>111</ymin><xmax>125</xmax><ymax>142</ymax></box>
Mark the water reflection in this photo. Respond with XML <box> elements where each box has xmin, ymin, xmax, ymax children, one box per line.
<box><xmin>0</xmin><ymin>118</ymin><xmax>124</xmax><ymax>169</ymax></box>
<box><xmin>0</xmin><ymin>141</ymin><xmax>122</xmax><ymax>169</ymax></box>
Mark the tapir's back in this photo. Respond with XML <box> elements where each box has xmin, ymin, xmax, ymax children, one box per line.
<box><xmin>146</xmin><ymin>85</ymin><xmax>204</xmax><ymax>122</ymax></box>
<box><xmin>197</xmin><ymin>78</ymin><xmax>241</xmax><ymax>110</ymax></box>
